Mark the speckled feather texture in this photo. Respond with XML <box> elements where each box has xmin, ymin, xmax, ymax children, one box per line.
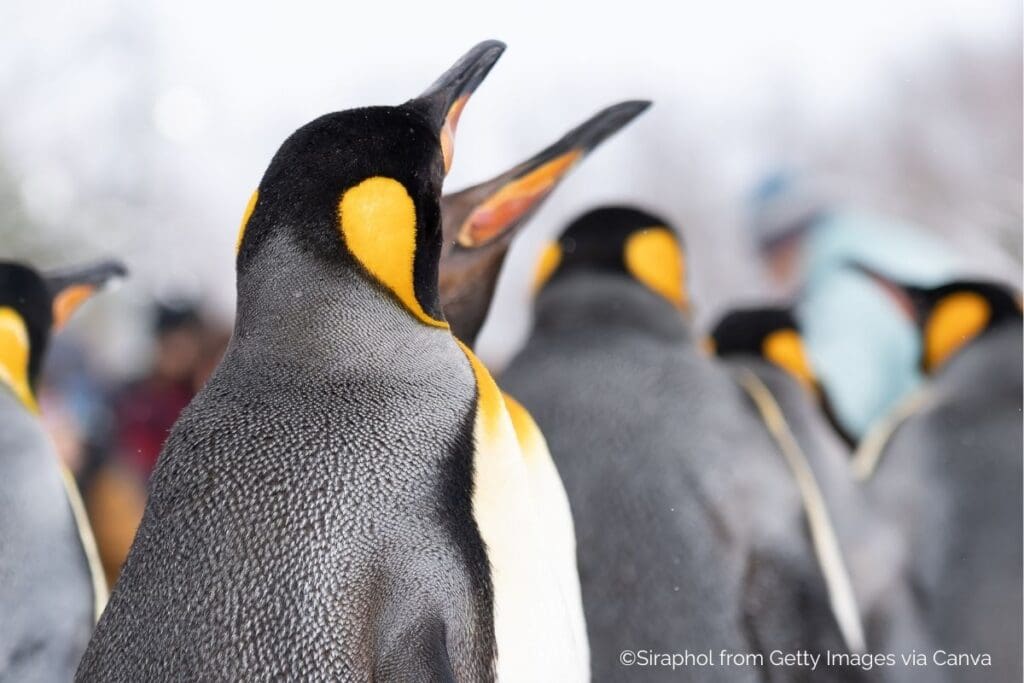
<box><xmin>501</xmin><ymin>270</ymin><xmax>867</xmax><ymax>683</ymax></box>
<box><xmin>0</xmin><ymin>389</ymin><xmax>96</xmax><ymax>680</ymax></box>
<box><xmin>79</xmin><ymin>80</ymin><xmax>589</xmax><ymax>680</ymax></box>
<box><xmin>78</xmin><ymin>246</ymin><xmax>498</xmax><ymax>681</ymax></box>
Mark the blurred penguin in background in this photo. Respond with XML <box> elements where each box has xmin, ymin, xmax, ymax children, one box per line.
<box><xmin>710</xmin><ymin>308</ymin><xmax>938</xmax><ymax>681</ymax></box>
<box><xmin>748</xmin><ymin>171</ymin><xmax>958</xmax><ymax>442</ymax></box>
<box><xmin>849</xmin><ymin>268</ymin><xmax>1022</xmax><ymax>683</ymax></box>
<box><xmin>502</xmin><ymin>207</ymin><xmax>865</xmax><ymax>681</ymax></box>
<box><xmin>0</xmin><ymin>258</ymin><xmax>124</xmax><ymax>681</ymax></box>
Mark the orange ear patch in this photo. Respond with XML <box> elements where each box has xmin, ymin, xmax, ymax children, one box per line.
<box><xmin>235</xmin><ymin>190</ymin><xmax>259</xmax><ymax>253</ymax></box>
<box><xmin>53</xmin><ymin>284</ymin><xmax>97</xmax><ymax>330</ymax></box>
<box><xmin>763</xmin><ymin>328</ymin><xmax>816</xmax><ymax>394</ymax></box>
<box><xmin>623</xmin><ymin>227</ymin><xmax>688</xmax><ymax>309</ymax></box>
<box><xmin>0</xmin><ymin>307</ymin><xmax>37</xmax><ymax>412</ymax></box>
<box><xmin>923</xmin><ymin>292</ymin><xmax>990</xmax><ymax>372</ymax></box>
<box><xmin>458</xmin><ymin>151</ymin><xmax>582</xmax><ymax>248</ymax></box>
<box><xmin>339</xmin><ymin>176</ymin><xmax>448</xmax><ymax>329</ymax></box>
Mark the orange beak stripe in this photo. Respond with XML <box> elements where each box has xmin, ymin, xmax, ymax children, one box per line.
<box><xmin>440</xmin><ymin>95</ymin><xmax>469</xmax><ymax>175</ymax></box>
<box><xmin>53</xmin><ymin>284</ymin><xmax>97</xmax><ymax>330</ymax></box>
<box><xmin>458</xmin><ymin>150</ymin><xmax>582</xmax><ymax>247</ymax></box>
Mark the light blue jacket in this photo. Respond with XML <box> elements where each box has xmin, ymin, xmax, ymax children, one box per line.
<box><xmin>796</xmin><ymin>210</ymin><xmax>957</xmax><ymax>440</ymax></box>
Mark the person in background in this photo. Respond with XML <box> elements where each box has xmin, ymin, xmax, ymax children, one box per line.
<box><xmin>748</xmin><ymin>171</ymin><xmax>958</xmax><ymax>442</ymax></box>
<box><xmin>114</xmin><ymin>302</ymin><xmax>205</xmax><ymax>479</ymax></box>
<box><xmin>83</xmin><ymin>301</ymin><xmax>216</xmax><ymax>586</ymax></box>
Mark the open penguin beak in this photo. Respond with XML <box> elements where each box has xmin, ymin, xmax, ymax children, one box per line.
<box><xmin>439</xmin><ymin>100</ymin><xmax>652</xmax><ymax>346</ymax></box>
<box><xmin>46</xmin><ymin>259</ymin><xmax>128</xmax><ymax>330</ymax></box>
<box><xmin>412</xmin><ymin>40</ymin><xmax>506</xmax><ymax>175</ymax></box>
<box><xmin>442</xmin><ymin>100</ymin><xmax>651</xmax><ymax>250</ymax></box>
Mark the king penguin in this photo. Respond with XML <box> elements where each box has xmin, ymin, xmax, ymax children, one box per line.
<box><xmin>711</xmin><ymin>307</ymin><xmax>940</xmax><ymax>682</ymax></box>
<box><xmin>848</xmin><ymin>267</ymin><xmax>1022</xmax><ymax>683</ymax></box>
<box><xmin>0</xmin><ymin>258</ymin><xmax>125</xmax><ymax>681</ymax></box>
<box><xmin>501</xmin><ymin>206</ymin><xmax>865</xmax><ymax>681</ymax></box>
<box><xmin>78</xmin><ymin>42</ymin><xmax>588</xmax><ymax>682</ymax></box>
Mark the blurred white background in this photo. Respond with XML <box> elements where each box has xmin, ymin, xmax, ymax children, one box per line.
<box><xmin>1</xmin><ymin>0</ymin><xmax>1020</xmax><ymax>370</ymax></box>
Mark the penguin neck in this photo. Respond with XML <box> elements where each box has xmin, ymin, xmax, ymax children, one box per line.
<box><xmin>536</xmin><ymin>271</ymin><xmax>694</xmax><ymax>343</ymax></box>
<box><xmin>232</xmin><ymin>234</ymin><xmax>436</xmax><ymax>363</ymax></box>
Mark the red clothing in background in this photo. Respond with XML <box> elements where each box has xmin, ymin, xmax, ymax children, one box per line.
<box><xmin>114</xmin><ymin>379</ymin><xmax>194</xmax><ymax>479</ymax></box>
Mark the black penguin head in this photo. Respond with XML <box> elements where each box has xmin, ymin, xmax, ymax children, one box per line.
<box><xmin>532</xmin><ymin>205</ymin><xmax>689</xmax><ymax>311</ymax></box>
<box><xmin>851</xmin><ymin>262</ymin><xmax>1023</xmax><ymax>374</ymax></box>
<box><xmin>709</xmin><ymin>305</ymin><xmax>858</xmax><ymax>447</ymax></box>
<box><xmin>710</xmin><ymin>307</ymin><xmax>818</xmax><ymax>393</ymax></box>
<box><xmin>0</xmin><ymin>259</ymin><xmax>126</xmax><ymax>412</ymax></box>
<box><xmin>438</xmin><ymin>101</ymin><xmax>652</xmax><ymax>345</ymax></box>
<box><xmin>235</xmin><ymin>40</ymin><xmax>505</xmax><ymax>327</ymax></box>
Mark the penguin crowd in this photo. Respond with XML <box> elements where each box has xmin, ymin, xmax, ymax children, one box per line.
<box><xmin>1</xmin><ymin>41</ymin><xmax>1020</xmax><ymax>682</ymax></box>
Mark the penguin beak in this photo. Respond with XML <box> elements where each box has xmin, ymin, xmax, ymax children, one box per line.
<box><xmin>438</xmin><ymin>100</ymin><xmax>652</xmax><ymax>346</ymax></box>
<box><xmin>442</xmin><ymin>100</ymin><xmax>651</xmax><ymax>249</ymax></box>
<box><xmin>847</xmin><ymin>261</ymin><xmax>928</xmax><ymax>324</ymax></box>
<box><xmin>46</xmin><ymin>259</ymin><xmax>128</xmax><ymax>330</ymax></box>
<box><xmin>412</xmin><ymin>40</ymin><xmax>506</xmax><ymax>175</ymax></box>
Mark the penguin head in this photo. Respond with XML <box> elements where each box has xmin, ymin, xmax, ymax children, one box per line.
<box><xmin>532</xmin><ymin>205</ymin><xmax>689</xmax><ymax>311</ymax></box>
<box><xmin>852</xmin><ymin>262</ymin><xmax>1023</xmax><ymax>374</ymax></box>
<box><xmin>438</xmin><ymin>101</ymin><xmax>651</xmax><ymax>345</ymax></box>
<box><xmin>709</xmin><ymin>305</ymin><xmax>857</xmax><ymax>447</ymax></box>
<box><xmin>0</xmin><ymin>259</ymin><xmax>126</xmax><ymax>412</ymax></box>
<box><xmin>235</xmin><ymin>40</ymin><xmax>505</xmax><ymax>328</ymax></box>
<box><xmin>710</xmin><ymin>307</ymin><xmax>818</xmax><ymax>394</ymax></box>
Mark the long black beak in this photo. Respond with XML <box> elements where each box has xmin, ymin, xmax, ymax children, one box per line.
<box><xmin>45</xmin><ymin>259</ymin><xmax>128</xmax><ymax>329</ymax></box>
<box><xmin>409</xmin><ymin>40</ymin><xmax>506</xmax><ymax>174</ymax></box>
<box><xmin>442</xmin><ymin>100</ymin><xmax>651</xmax><ymax>249</ymax></box>
<box><xmin>46</xmin><ymin>259</ymin><xmax>128</xmax><ymax>294</ymax></box>
<box><xmin>846</xmin><ymin>261</ymin><xmax>929</xmax><ymax>323</ymax></box>
<box><xmin>438</xmin><ymin>100</ymin><xmax>652</xmax><ymax>346</ymax></box>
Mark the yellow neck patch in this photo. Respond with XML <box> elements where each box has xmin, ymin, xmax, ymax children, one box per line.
<box><xmin>532</xmin><ymin>241</ymin><xmax>563</xmax><ymax>293</ymax></box>
<box><xmin>763</xmin><ymin>328</ymin><xmax>816</xmax><ymax>394</ymax></box>
<box><xmin>923</xmin><ymin>292</ymin><xmax>990</xmax><ymax>372</ymax></box>
<box><xmin>700</xmin><ymin>336</ymin><xmax>717</xmax><ymax>357</ymax></box>
<box><xmin>624</xmin><ymin>227</ymin><xmax>688</xmax><ymax>310</ymax></box>
<box><xmin>338</xmin><ymin>176</ymin><xmax>447</xmax><ymax>329</ymax></box>
<box><xmin>235</xmin><ymin>189</ymin><xmax>259</xmax><ymax>253</ymax></box>
<box><xmin>502</xmin><ymin>392</ymin><xmax>545</xmax><ymax>462</ymax></box>
<box><xmin>0</xmin><ymin>307</ymin><xmax>38</xmax><ymax>413</ymax></box>
<box><xmin>455</xmin><ymin>338</ymin><xmax>507</xmax><ymax>440</ymax></box>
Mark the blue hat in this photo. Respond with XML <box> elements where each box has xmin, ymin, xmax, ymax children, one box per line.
<box><xmin>748</xmin><ymin>170</ymin><xmax>827</xmax><ymax>251</ymax></box>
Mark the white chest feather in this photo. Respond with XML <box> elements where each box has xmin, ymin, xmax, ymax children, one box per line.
<box><xmin>457</xmin><ymin>342</ymin><xmax>589</xmax><ymax>681</ymax></box>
